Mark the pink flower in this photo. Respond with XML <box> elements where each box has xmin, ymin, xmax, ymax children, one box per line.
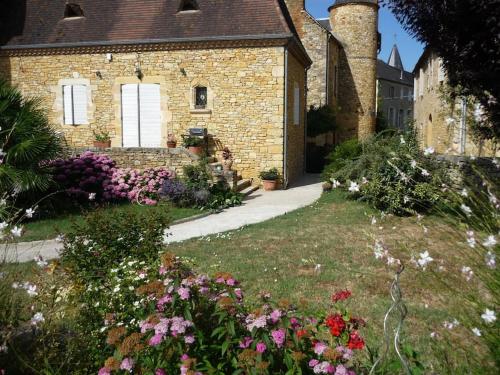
<box><xmin>270</xmin><ymin>309</ymin><xmax>281</xmax><ymax>323</ymax></box>
<box><xmin>314</xmin><ymin>341</ymin><xmax>328</xmax><ymax>355</ymax></box>
<box><xmin>226</xmin><ymin>278</ymin><xmax>236</xmax><ymax>286</ymax></box>
<box><xmin>155</xmin><ymin>369</ymin><xmax>166</xmax><ymax>375</ymax></box>
<box><xmin>120</xmin><ymin>358</ymin><xmax>134</xmax><ymax>371</ymax></box>
<box><xmin>256</xmin><ymin>342</ymin><xmax>267</xmax><ymax>353</ymax></box>
<box><xmin>271</xmin><ymin>328</ymin><xmax>286</xmax><ymax>348</ymax></box>
<box><xmin>157</xmin><ymin>295</ymin><xmax>173</xmax><ymax>311</ymax></box>
<box><xmin>239</xmin><ymin>336</ymin><xmax>253</xmax><ymax>349</ymax></box>
<box><xmin>180</xmin><ymin>354</ymin><xmax>190</xmax><ymax>361</ymax></box>
<box><xmin>177</xmin><ymin>287</ymin><xmax>190</xmax><ymax>300</ymax></box>
<box><xmin>185</xmin><ymin>334</ymin><xmax>195</xmax><ymax>344</ymax></box>
<box><xmin>98</xmin><ymin>368</ymin><xmax>111</xmax><ymax>375</ymax></box>
<box><xmin>149</xmin><ymin>333</ymin><xmax>164</xmax><ymax>346</ymax></box>
<box><xmin>309</xmin><ymin>359</ymin><xmax>320</xmax><ymax>368</ymax></box>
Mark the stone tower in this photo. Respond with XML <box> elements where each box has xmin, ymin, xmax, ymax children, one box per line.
<box><xmin>329</xmin><ymin>0</ymin><xmax>379</xmax><ymax>140</ymax></box>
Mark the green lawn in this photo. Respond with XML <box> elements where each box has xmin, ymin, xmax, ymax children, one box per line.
<box><xmin>165</xmin><ymin>190</ymin><xmax>495</xmax><ymax>373</ymax></box>
<box><xmin>14</xmin><ymin>203</ymin><xmax>200</xmax><ymax>242</ymax></box>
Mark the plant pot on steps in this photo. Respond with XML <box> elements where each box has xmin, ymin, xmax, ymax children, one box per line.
<box><xmin>262</xmin><ymin>180</ymin><xmax>277</xmax><ymax>191</ymax></box>
<box><xmin>93</xmin><ymin>140</ymin><xmax>111</xmax><ymax>149</ymax></box>
<box><xmin>167</xmin><ymin>141</ymin><xmax>177</xmax><ymax>148</ymax></box>
<box><xmin>188</xmin><ymin>146</ymin><xmax>203</xmax><ymax>155</ymax></box>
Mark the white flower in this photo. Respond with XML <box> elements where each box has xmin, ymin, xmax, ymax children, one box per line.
<box><xmin>424</xmin><ymin>147</ymin><xmax>435</xmax><ymax>156</ymax></box>
<box><xmin>461</xmin><ymin>266</ymin><xmax>473</xmax><ymax>281</ymax></box>
<box><xmin>10</xmin><ymin>226</ymin><xmax>22</xmax><ymax>237</ymax></box>
<box><xmin>34</xmin><ymin>255</ymin><xmax>48</xmax><ymax>268</ymax></box>
<box><xmin>330</xmin><ymin>179</ymin><xmax>341</xmax><ymax>188</ymax></box>
<box><xmin>443</xmin><ymin>319</ymin><xmax>459</xmax><ymax>330</ymax></box>
<box><xmin>481</xmin><ymin>309</ymin><xmax>496</xmax><ymax>324</ymax></box>
<box><xmin>30</xmin><ymin>312</ymin><xmax>45</xmax><ymax>326</ymax></box>
<box><xmin>361</xmin><ymin>177</ymin><xmax>369</xmax><ymax>185</ymax></box>
<box><xmin>25</xmin><ymin>208</ymin><xmax>35</xmax><ymax>218</ymax></box>
<box><xmin>55</xmin><ymin>234</ymin><xmax>65</xmax><ymax>243</ymax></box>
<box><xmin>348</xmin><ymin>181</ymin><xmax>360</xmax><ymax>193</ymax></box>
<box><xmin>472</xmin><ymin>328</ymin><xmax>482</xmax><ymax>337</ymax></box>
<box><xmin>430</xmin><ymin>331</ymin><xmax>438</xmax><ymax>338</ymax></box>
<box><xmin>0</xmin><ymin>221</ymin><xmax>7</xmax><ymax>232</ymax></box>
<box><xmin>460</xmin><ymin>189</ymin><xmax>468</xmax><ymax>197</ymax></box>
<box><xmin>0</xmin><ymin>344</ymin><xmax>7</xmax><ymax>353</ymax></box>
<box><xmin>410</xmin><ymin>160</ymin><xmax>417</xmax><ymax>169</ymax></box>
<box><xmin>370</xmin><ymin>216</ymin><xmax>377</xmax><ymax>225</ymax></box>
<box><xmin>400</xmin><ymin>136</ymin><xmax>406</xmax><ymax>144</ymax></box>
<box><xmin>417</xmin><ymin>251</ymin><xmax>433</xmax><ymax>270</ymax></box>
<box><xmin>421</xmin><ymin>169</ymin><xmax>430</xmax><ymax>177</ymax></box>
<box><xmin>88</xmin><ymin>193</ymin><xmax>96</xmax><ymax>201</ymax></box>
<box><xmin>486</xmin><ymin>251</ymin><xmax>496</xmax><ymax>269</ymax></box>
<box><xmin>12</xmin><ymin>282</ymin><xmax>19</xmax><ymax>289</ymax></box>
<box><xmin>482</xmin><ymin>235</ymin><xmax>497</xmax><ymax>248</ymax></box>
<box><xmin>373</xmin><ymin>241</ymin><xmax>387</xmax><ymax>260</ymax></box>
<box><xmin>460</xmin><ymin>204</ymin><xmax>472</xmax><ymax>217</ymax></box>
<box><xmin>26</xmin><ymin>283</ymin><xmax>38</xmax><ymax>297</ymax></box>
<box><xmin>403</xmin><ymin>195</ymin><xmax>410</xmax><ymax>204</ymax></box>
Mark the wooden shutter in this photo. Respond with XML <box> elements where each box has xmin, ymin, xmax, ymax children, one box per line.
<box><xmin>63</xmin><ymin>85</ymin><xmax>73</xmax><ymax>125</ymax></box>
<box><xmin>72</xmin><ymin>85</ymin><xmax>88</xmax><ymax>124</ymax></box>
<box><xmin>139</xmin><ymin>84</ymin><xmax>162</xmax><ymax>147</ymax></box>
<box><xmin>293</xmin><ymin>84</ymin><xmax>300</xmax><ymax>126</ymax></box>
<box><xmin>121</xmin><ymin>84</ymin><xmax>140</xmax><ymax>147</ymax></box>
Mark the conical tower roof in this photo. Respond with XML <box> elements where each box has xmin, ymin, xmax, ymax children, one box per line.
<box><xmin>388</xmin><ymin>44</ymin><xmax>404</xmax><ymax>71</ymax></box>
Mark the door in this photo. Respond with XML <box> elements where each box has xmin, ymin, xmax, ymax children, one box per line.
<box><xmin>121</xmin><ymin>84</ymin><xmax>161</xmax><ymax>147</ymax></box>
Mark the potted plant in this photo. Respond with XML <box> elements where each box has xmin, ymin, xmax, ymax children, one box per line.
<box><xmin>183</xmin><ymin>136</ymin><xmax>204</xmax><ymax>155</ymax></box>
<box><xmin>93</xmin><ymin>130</ymin><xmax>111</xmax><ymax>148</ymax></box>
<box><xmin>221</xmin><ymin>147</ymin><xmax>233</xmax><ymax>171</ymax></box>
<box><xmin>259</xmin><ymin>167</ymin><xmax>279</xmax><ymax>191</ymax></box>
<box><xmin>167</xmin><ymin>133</ymin><xmax>177</xmax><ymax>148</ymax></box>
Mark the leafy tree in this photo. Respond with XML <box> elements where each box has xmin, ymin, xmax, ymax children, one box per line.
<box><xmin>382</xmin><ymin>0</ymin><xmax>500</xmax><ymax>142</ymax></box>
<box><xmin>307</xmin><ymin>105</ymin><xmax>337</xmax><ymax>137</ymax></box>
<box><xmin>0</xmin><ymin>79</ymin><xmax>63</xmax><ymax>195</ymax></box>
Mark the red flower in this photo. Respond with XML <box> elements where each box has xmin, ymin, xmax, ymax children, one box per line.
<box><xmin>325</xmin><ymin>314</ymin><xmax>345</xmax><ymax>337</ymax></box>
<box><xmin>332</xmin><ymin>289</ymin><xmax>352</xmax><ymax>303</ymax></box>
<box><xmin>347</xmin><ymin>331</ymin><xmax>365</xmax><ymax>350</ymax></box>
<box><xmin>296</xmin><ymin>329</ymin><xmax>307</xmax><ymax>339</ymax></box>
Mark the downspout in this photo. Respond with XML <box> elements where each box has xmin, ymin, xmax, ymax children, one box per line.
<box><xmin>460</xmin><ymin>97</ymin><xmax>467</xmax><ymax>154</ymax></box>
<box><xmin>325</xmin><ymin>33</ymin><xmax>330</xmax><ymax>106</ymax></box>
<box><xmin>304</xmin><ymin>66</ymin><xmax>309</xmax><ymax>174</ymax></box>
<box><xmin>283</xmin><ymin>47</ymin><xmax>289</xmax><ymax>188</ymax></box>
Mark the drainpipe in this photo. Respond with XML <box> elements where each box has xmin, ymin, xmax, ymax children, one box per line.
<box><xmin>283</xmin><ymin>47</ymin><xmax>289</xmax><ymax>189</ymax></box>
<box><xmin>325</xmin><ymin>33</ymin><xmax>330</xmax><ymax>106</ymax></box>
<box><xmin>460</xmin><ymin>97</ymin><xmax>467</xmax><ymax>154</ymax></box>
<box><xmin>304</xmin><ymin>66</ymin><xmax>309</xmax><ymax>174</ymax></box>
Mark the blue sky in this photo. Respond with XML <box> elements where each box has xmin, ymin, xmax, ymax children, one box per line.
<box><xmin>305</xmin><ymin>0</ymin><xmax>424</xmax><ymax>71</ymax></box>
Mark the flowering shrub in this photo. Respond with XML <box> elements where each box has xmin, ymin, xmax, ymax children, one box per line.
<box><xmin>325</xmin><ymin>130</ymin><xmax>446</xmax><ymax>215</ymax></box>
<box><xmin>104</xmin><ymin>167</ymin><xmax>176</xmax><ymax>205</ymax></box>
<box><xmin>92</xmin><ymin>253</ymin><xmax>365</xmax><ymax>374</ymax></box>
<box><xmin>52</xmin><ymin>151</ymin><xmax>115</xmax><ymax>201</ymax></box>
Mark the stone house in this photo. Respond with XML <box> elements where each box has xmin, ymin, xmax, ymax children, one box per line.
<box><xmin>376</xmin><ymin>44</ymin><xmax>414</xmax><ymax>130</ymax></box>
<box><xmin>0</xmin><ymin>0</ymin><xmax>381</xmax><ymax>186</ymax></box>
<box><xmin>414</xmin><ymin>48</ymin><xmax>498</xmax><ymax>157</ymax></box>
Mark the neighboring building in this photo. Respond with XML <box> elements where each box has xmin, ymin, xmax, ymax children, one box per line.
<box><xmin>414</xmin><ymin>49</ymin><xmax>498</xmax><ymax>156</ymax></box>
<box><xmin>376</xmin><ymin>44</ymin><xmax>414</xmax><ymax>130</ymax></box>
<box><xmin>0</xmin><ymin>0</ymin><xmax>380</xmax><ymax>185</ymax></box>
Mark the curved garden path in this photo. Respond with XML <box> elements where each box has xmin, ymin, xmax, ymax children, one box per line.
<box><xmin>3</xmin><ymin>175</ymin><xmax>322</xmax><ymax>263</ymax></box>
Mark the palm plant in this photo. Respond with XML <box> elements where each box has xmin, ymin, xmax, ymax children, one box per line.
<box><xmin>0</xmin><ymin>79</ymin><xmax>63</xmax><ymax>195</ymax></box>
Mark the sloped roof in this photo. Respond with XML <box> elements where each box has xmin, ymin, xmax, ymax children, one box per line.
<box><xmin>377</xmin><ymin>59</ymin><xmax>414</xmax><ymax>86</ymax></box>
<box><xmin>316</xmin><ymin>18</ymin><xmax>332</xmax><ymax>31</ymax></box>
<box><xmin>387</xmin><ymin>44</ymin><xmax>404</xmax><ymax>71</ymax></box>
<box><xmin>0</xmin><ymin>0</ymin><xmax>298</xmax><ymax>48</ymax></box>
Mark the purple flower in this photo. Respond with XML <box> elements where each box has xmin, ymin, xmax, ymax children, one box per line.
<box><xmin>314</xmin><ymin>341</ymin><xmax>328</xmax><ymax>355</ymax></box>
<box><xmin>270</xmin><ymin>309</ymin><xmax>281</xmax><ymax>323</ymax></box>
<box><xmin>185</xmin><ymin>334</ymin><xmax>195</xmax><ymax>344</ymax></box>
<box><xmin>271</xmin><ymin>328</ymin><xmax>286</xmax><ymax>348</ymax></box>
<box><xmin>239</xmin><ymin>336</ymin><xmax>253</xmax><ymax>349</ymax></box>
<box><xmin>309</xmin><ymin>359</ymin><xmax>320</xmax><ymax>368</ymax></box>
<box><xmin>155</xmin><ymin>369</ymin><xmax>166</xmax><ymax>375</ymax></box>
<box><xmin>177</xmin><ymin>287</ymin><xmax>190</xmax><ymax>300</ymax></box>
<box><xmin>256</xmin><ymin>342</ymin><xmax>267</xmax><ymax>353</ymax></box>
<box><xmin>98</xmin><ymin>368</ymin><xmax>111</xmax><ymax>375</ymax></box>
<box><xmin>149</xmin><ymin>333</ymin><xmax>164</xmax><ymax>346</ymax></box>
<box><xmin>120</xmin><ymin>358</ymin><xmax>134</xmax><ymax>371</ymax></box>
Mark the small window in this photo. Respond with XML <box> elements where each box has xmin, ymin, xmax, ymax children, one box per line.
<box><xmin>388</xmin><ymin>107</ymin><xmax>395</xmax><ymax>126</ymax></box>
<box><xmin>179</xmin><ymin>0</ymin><xmax>199</xmax><ymax>12</ymax></box>
<box><xmin>63</xmin><ymin>85</ymin><xmax>88</xmax><ymax>125</ymax></box>
<box><xmin>389</xmin><ymin>86</ymin><xmax>395</xmax><ymax>98</ymax></box>
<box><xmin>194</xmin><ymin>86</ymin><xmax>207</xmax><ymax>109</ymax></box>
<box><xmin>64</xmin><ymin>3</ymin><xmax>84</xmax><ymax>18</ymax></box>
<box><xmin>293</xmin><ymin>84</ymin><xmax>301</xmax><ymax>126</ymax></box>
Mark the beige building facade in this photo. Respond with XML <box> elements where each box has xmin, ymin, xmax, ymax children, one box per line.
<box><xmin>414</xmin><ymin>49</ymin><xmax>498</xmax><ymax>157</ymax></box>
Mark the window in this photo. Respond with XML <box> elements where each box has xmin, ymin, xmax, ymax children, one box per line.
<box><xmin>293</xmin><ymin>83</ymin><xmax>301</xmax><ymax>126</ymax></box>
<box><xmin>121</xmin><ymin>84</ymin><xmax>162</xmax><ymax>148</ymax></box>
<box><xmin>388</xmin><ymin>107</ymin><xmax>395</xmax><ymax>127</ymax></box>
<box><xmin>194</xmin><ymin>86</ymin><xmax>208</xmax><ymax>109</ymax></box>
<box><xmin>389</xmin><ymin>86</ymin><xmax>395</xmax><ymax>98</ymax></box>
<box><xmin>419</xmin><ymin>69</ymin><xmax>424</xmax><ymax>97</ymax></box>
<box><xmin>63</xmin><ymin>85</ymin><xmax>88</xmax><ymax>125</ymax></box>
<box><xmin>398</xmin><ymin>109</ymin><xmax>404</xmax><ymax>129</ymax></box>
<box><xmin>407</xmin><ymin>109</ymin><xmax>412</xmax><ymax>120</ymax></box>
<box><xmin>401</xmin><ymin>87</ymin><xmax>406</xmax><ymax>99</ymax></box>
<box><xmin>64</xmin><ymin>3</ymin><xmax>84</xmax><ymax>18</ymax></box>
<box><xmin>179</xmin><ymin>0</ymin><xmax>199</xmax><ymax>12</ymax></box>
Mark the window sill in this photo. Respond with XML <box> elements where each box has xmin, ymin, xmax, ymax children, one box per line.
<box><xmin>190</xmin><ymin>109</ymin><xmax>212</xmax><ymax>115</ymax></box>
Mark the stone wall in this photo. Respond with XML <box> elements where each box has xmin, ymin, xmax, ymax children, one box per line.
<box><xmin>69</xmin><ymin>147</ymin><xmax>198</xmax><ymax>175</ymax></box>
<box><xmin>0</xmin><ymin>45</ymin><xmax>306</xmax><ymax>181</ymax></box>
<box><xmin>330</xmin><ymin>2</ymin><xmax>378</xmax><ymax>141</ymax></box>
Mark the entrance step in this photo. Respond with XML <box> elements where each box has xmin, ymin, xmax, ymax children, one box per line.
<box><xmin>239</xmin><ymin>184</ymin><xmax>259</xmax><ymax>197</ymax></box>
<box><xmin>236</xmin><ymin>178</ymin><xmax>252</xmax><ymax>192</ymax></box>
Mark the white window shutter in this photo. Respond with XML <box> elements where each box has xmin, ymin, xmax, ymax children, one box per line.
<box><xmin>63</xmin><ymin>85</ymin><xmax>73</xmax><ymax>125</ymax></box>
<box><xmin>121</xmin><ymin>84</ymin><xmax>140</xmax><ymax>147</ymax></box>
<box><xmin>139</xmin><ymin>84</ymin><xmax>162</xmax><ymax>148</ymax></box>
<box><xmin>72</xmin><ymin>85</ymin><xmax>88</xmax><ymax>124</ymax></box>
<box><xmin>293</xmin><ymin>84</ymin><xmax>300</xmax><ymax>126</ymax></box>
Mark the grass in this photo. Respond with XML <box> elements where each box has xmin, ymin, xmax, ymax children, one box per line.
<box><xmin>12</xmin><ymin>203</ymin><xmax>201</xmax><ymax>242</ymax></box>
<box><xmin>164</xmin><ymin>190</ymin><xmax>495</xmax><ymax>373</ymax></box>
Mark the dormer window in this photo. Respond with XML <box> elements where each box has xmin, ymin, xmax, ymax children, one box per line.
<box><xmin>179</xmin><ymin>0</ymin><xmax>199</xmax><ymax>12</ymax></box>
<box><xmin>64</xmin><ymin>3</ymin><xmax>84</xmax><ymax>18</ymax></box>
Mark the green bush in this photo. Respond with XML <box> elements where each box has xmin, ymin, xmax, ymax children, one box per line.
<box><xmin>259</xmin><ymin>167</ymin><xmax>280</xmax><ymax>181</ymax></box>
<box><xmin>61</xmin><ymin>207</ymin><xmax>171</xmax><ymax>282</ymax></box>
<box><xmin>307</xmin><ymin>105</ymin><xmax>336</xmax><ymax>137</ymax></box>
<box><xmin>0</xmin><ymin>79</ymin><xmax>63</xmax><ymax>196</ymax></box>
<box><xmin>323</xmin><ymin>130</ymin><xmax>447</xmax><ymax>215</ymax></box>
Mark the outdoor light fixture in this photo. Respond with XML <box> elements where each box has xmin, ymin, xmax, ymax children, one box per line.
<box><xmin>106</xmin><ymin>53</ymin><xmax>113</xmax><ymax>62</ymax></box>
<box><xmin>95</xmin><ymin>71</ymin><xmax>102</xmax><ymax>79</ymax></box>
<box><xmin>135</xmin><ymin>62</ymin><xmax>143</xmax><ymax>80</ymax></box>
<box><xmin>180</xmin><ymin>67</ymin><xmax>187</xmax><ymax>76</ymax></box>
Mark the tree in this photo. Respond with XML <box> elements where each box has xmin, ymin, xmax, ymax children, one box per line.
<box><xmin>0</xmin><ymin>79</ymin><xmax>63</xmax><ymax>196</ymax></box>
<box><xmin>382</xmin><ymin>0</ymin><xmax>500</xmax><ymax>142</ymax></box>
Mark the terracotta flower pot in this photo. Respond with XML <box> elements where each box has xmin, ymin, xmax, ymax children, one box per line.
<box><xmin>222</xmin><ymin>159</ymin><xmax>233</xmax><ymax>171</ymax></box>
<box><xmin>262</xmin><ymin>180</ymin><xmax>277</xmax><ymax>191</ymax></box>
<box><xmin>167</xmin><ymin>141</ymin><xmax>177</xmax><ymax>148</ymax></box>
<box><xmin>93</xmin><ymin>140</ymin><xmax>111</xmax><ymax>149</ymax></box>
<box><xmin>188</xmin><ymin>146</ymin><xmax>203</xmax><ymax>155</ymax></box>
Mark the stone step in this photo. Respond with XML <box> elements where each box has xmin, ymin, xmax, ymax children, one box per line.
<box><xmin>236</xmin><ymin>178</ymin><xmax>251</xmax><ymax>192</ymax></box>
<box><xmin>239</xmin><ymin>185</ymin><xmax>259</xmax><ymax>197</ymax></box>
